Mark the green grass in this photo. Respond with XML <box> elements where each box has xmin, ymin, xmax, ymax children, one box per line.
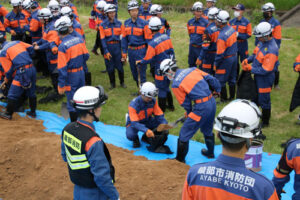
<box><xmin>2</xmin><ymin>3</ymin><xmax>300</xmax><ymax>154</ymax></box>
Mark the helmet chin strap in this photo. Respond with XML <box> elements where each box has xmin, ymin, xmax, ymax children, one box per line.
<box><xmin>88</xmin><ymin>109</ymin><xmax>99</xmax><ymax>122</ymax></box>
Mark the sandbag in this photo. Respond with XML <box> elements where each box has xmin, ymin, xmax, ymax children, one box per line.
<box><xmin>289</xmin><ymin>74</ymin><xmax>300</xmax><ymax>112</ymax></box>
<box><xmin>237</xmin><ymin>70</ymin><xmax>257</xmax><ymax>101</ymax></box>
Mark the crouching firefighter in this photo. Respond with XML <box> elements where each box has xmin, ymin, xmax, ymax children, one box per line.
<box><xmin>160</xmin><ymin>58</ymin><xmax>221</xmax><ymax>162</ymax></box>
<box><xmin>126</xmin><ymin>82</ymin><xmax>172</xmax><ymax>154</ymax></box>
<box><xmin>0</xmin><ymin>32</ymin><xmax>37</xmax><ymax>120</ymax></box>
<box><xmin>61</xmin><ymin>85</ymin><xmax>120</xmax><ymax>200</ymax></box>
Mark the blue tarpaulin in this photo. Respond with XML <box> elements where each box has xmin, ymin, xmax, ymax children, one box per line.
<box><xmin>0</xmin><ymin>101</ymin><xmax>294</xmax><ymax>199</ymax></box>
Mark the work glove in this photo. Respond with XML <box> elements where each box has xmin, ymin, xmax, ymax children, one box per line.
<box><xmin>196</xmin><ymin>58</ymin><xmax>202</xmax><ymax>66</ymax></box>
<box><xmin>121</xmin><ymin>53</ymin><xmax>127</xmax><ymax>63</ymax></box>
<box><xmin>10</xmin><ymin>30</ymin><xmax>16</xmax><ymax>36</ymax></box>
<box><xmin>242</xmin><ymin>63</ymin><xmax>252</xmax><ymax>71</ymax></box>
<box><xmin>57</xmin><ymin>86</ymin><xmax>65</xmax><ymax>95</ymax></box>
<box><xmin>52</xmin><ymin>47</ymin><xmax>58</xmax><ymax>54</ymax></box>
<box><xmin>104</xmin><ymin>52</ymin><xmax>112</xmax><ymax>60</ymax></box>
<box><xmin>146</xmin><ymin>129</ymin><xmax>154</xmax><ymax>138</ymax></box>
<box><xmin>295</xmin><ymin>65</ymin><xmax>300</xmax><ymax>72</ymax></box>
<box><xmin>213</xmin><ymin>91</ymin><xmax>220</xmax><ymax>98</ymax></box>
<box><xmin>242</xmin><ymin>59</ymin><xmax>248</xmax><ymax>66</ymax></box>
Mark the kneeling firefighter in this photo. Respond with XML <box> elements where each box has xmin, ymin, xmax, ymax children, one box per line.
<box><xmin>61</xmin><ymin>85</ymin><xmax>119</xmax><ymax>200</ymax></box>
<box><xmin>126</xmin><ymin>82</ymin><xmax>172</xmax><ymax>153</ymax></box>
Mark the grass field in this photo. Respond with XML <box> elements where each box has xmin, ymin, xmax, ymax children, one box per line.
<box><xmin>2</xmin><ymin>3</ymin><xmax>300</xmax><ymax>154</ymax></box>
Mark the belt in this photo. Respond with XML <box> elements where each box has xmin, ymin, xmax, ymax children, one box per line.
<box><xmin>194</xmin><ymin>94</ymin><xmax>212</xmax><ymax>104</ymax></box>
<box><xmin>129</xmin><ymin>44</ymin><xmax>146</xmax><ymax>50</ymax></box>
<box><xmin>224</xmin><ymin>54</ymin><xmax>235</xmax><ymax>59</ymax></box>
<box><xmin>207</xmin><ymin>51</ymin><xmax>216</xmax><ymax>54</ymax></box>
<box><xmin>67</xmin><ymin>66</ymin><xmax>83</xmax><ymax>73</ymax></box>
<box><xmin>107</xmin><ymin>40</ymin><xmax>120</xmax><ymax>44</ymax></box>
<box><xmin>238</xmin><ymin>39</ymin><xmax>246</xmax><ymax>42</ymax></box>
<box><xmin>191</xmin><ymin>44</ymin><xmax>202</xmax><ymax>48</ymax></box>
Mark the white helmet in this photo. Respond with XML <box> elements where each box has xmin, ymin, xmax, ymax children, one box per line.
<box><xmin>207</xmin><ymin>7</ymin><xmax>219</xmax><ymax>20</ymax></box>
<box><xmin>160</xmin><ymin>58</ymin><xmax>177</xmax><ymax>80</ymax></box>
<box><xmin>140</xmin><ymin>82</ymin><xmax>158</xmax><ymax>98</ymax></box>
<box><xmin>72</xmin><ymin>85</ymin><xmax>108</xmax><ymax>110</ymax></box>
<box><xmin>61</xmin><ymin>6</ymin><xmax>73</xmax><ymax>17</ymax></box>
<box><xmin>96</xmin><ymin>1</ymin><xmax>107</xmax><ymax>11</ymax></box>
<box><xmin>148</xmin><ymin>16</ymin><xmax>162</xmax><ymax>31</ymax></box>
<box><xmin>48</xmin><ymin>0</ymin><xmax>61</xmax><ymax>16</ymax></box>
<box><xmin>11</xmin><ymin>0</ymin><xmax>22</xmax><ymax>7</ymax></box>
<box><xmin>22</xmin><ymin>0</ymin><xmax>34</xmax><ymax>10</ymax></box>
<box><xmin>191</xmin><ymin>2</ymin><xmax>203</xmax><ymax>12</ymax></box>
<box><xmin>127</xmin><ymin>0</ymin><xmax>139</xmax><ymax>11</ymax></box>
<box><xmin>216</xmin><ymin>10</ymin><xmax>230</xmax><ymax>23</ymax></box>
<box><xmin>38</xmin><ymin>8</ymin><xmax>53</xmax><ymax>20</ymax></box>
<box><xmin>54</xmin><ymin>16</ymin><xmax>72</xmax><ymax>32</ymax></box>
<box><xmin>262</xmin><ymin>2</ymin><xmax>275</xmax><ymax>12</ymax></box>
<box><xmin>253</xmin><ymin>22</ymin><xmax>272</xmax><ymax>38</ymax></box>
<box><xmin>149</xmin><ymin>4</ymin><xmax>163</xmax><ymax>15</ymax></box>
<box><xmin>206</xmin><ymin>0</ymin><xmax>217</xmax><ymax>2</ymax></box>
<box><xmin>214</xmin><ymin>99</ymin><xmax>262</xmax><ymax>139</ymax></box>
<box><xmin>60</xmin><ymin>0</ymin><xmax>70</xmax><ymax>7</ymax></box>
<box><xmin>104</xmin><ymin>4</ymin><xmax>116</xmax><ymax>13</ymax></box>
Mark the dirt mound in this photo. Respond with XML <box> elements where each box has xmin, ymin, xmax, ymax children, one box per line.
<box><xmin>0</xmin><ymin>113</ymin><xmax>189</xmax><ymax>200</ymax></box>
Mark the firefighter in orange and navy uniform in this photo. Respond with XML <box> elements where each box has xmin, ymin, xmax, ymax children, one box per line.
<box><xmin>187</xmin><ymin>2</ymin><xmax>208</xmax><ymax>68</ymax></box>
<box><xmin>229</xmin><ymin>3</ymin><xmax>252</xmax><ymax>79</ymax></box>
<box><xmin>182</xmin><ymin>99</ymin><xmax>279</xmax><ymax>200</ymax></box>
<box><xmin>138</xmin><ymin>0</ymin><xmax>152</xmax><ymax>21</ymax></box>
<box><xmin>138</xmin><ymin>17</ymin><xmax>175</xmax><ymax>112</ymax></box>
<box><xmin>4</xmin><ymin>0</ymin><xmax>29</xmax><ymax>42</ymax></box>
<box><xmin>257</xmin><ymin>2</ymin><xmax>281</xmax><ymax>89</ymax></box>
<box><xmin>242</xmin><ymin>22</ymin><xmax>278</xmax><ymax>127</ymax></box>
<box><xmin>56</xmin><ymin>16</ymin><xmax>89</xmax><ymax>122</ymax></box>
<box><xmin>214</xmin><ymin>10</ymin><xmax>238</xmax><ymax>102</ymax></box>
<box><xmin>0</xmin><ymin>34</ymin><xmax>37</xmax><ymax>120</ymax></box>
<box><xmin>197</xmin><ymin>7</ymin><xmax>219</xmax><ymax>75</ymax></box>
<box><xmin>272</xmin><ymin>138</ymin><xmax>300</xmax><ymax>199</ymax></box>
<box><xmin>100</xmin><ymin>4</ymin><xmax>126</xmax><ymax>89</ymax></box>
<box><xmin>0</xmin><ymin>4</ymin><xmax>8</xmax><ymax>39</ymax></box>
<box><xmin>160</xmin><ymin>59</ymin><xmax>221</xmax><ymax>162</ymax></box>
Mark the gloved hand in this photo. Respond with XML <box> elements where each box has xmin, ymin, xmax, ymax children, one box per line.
<box><xmin>184</xmin><ymin>112</ymin><xmax>188</xmax><ymax>119</ymax></box>
<box><xmin>146</xmin><ymin>129</ymin><xmax>154</xmax><ymax>138</ymax></box>
<box><xmin>104</xmin><ymin>52</ymin><xmax>112</xmax><ymax>60</ymax></box>
<box><xmin>242</xmin><ymin>59</ymin><xmax>248</xmax><ymax>66</ymax></box>
<box><xmin>135</xmin><ymin>60</ymin><xmax>141</xmax><ymax>65</ymax></box>
<box><xmin>213</xmin><ymin>91</ymin><xmax>220</xmax><ymax>98</ymax></box>
<box><xmin>121</xmin><ymin>53</ymin><xmax>127</xmax><ymax>63</ymax></box>
<box><xmin>242</xmin><ymin>63</ymin><xmax>252</xmax><ymax>71</ymax></box>
<box><xmin>57</xmin><ymin>86</ymin><xmax>65</xmax><ymax>95</ymax></box>
<box><xmin>196</xmin><ymin>58</ymin><xmax>202</xmax><ymax>66</ymax></box>
<box><xmin>10</xmin><ymin>30</ymin><xmax>16</xmax><ymax>36</ymax></box>
<box><xmin>52</xmin><ymin>47</ymin><xmax>58</xmax><ymax>54</ymax></box>
<box><xmin>295</xmin><ymin>65</ymin><xmax>300</xmax><ymax>72</ymax></box>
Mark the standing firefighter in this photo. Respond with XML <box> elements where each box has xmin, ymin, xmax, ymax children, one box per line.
<box><xmin>138</xmin><ymin>17</ymin><xmax>175</xmax><ymax>112</ymax></box>
<box><xmin>56</xmin><ymin>16</ymin><xmax>89</xmax><ymax>122</ymax></box>
<box><xmin>126</xmin><ymin>82</ymin><xmax>171</xmax><ymax>153</ymax></box>
<box><xmin>214</xmin><ymin>10</ymin><xmax>238</xmax><ymax>102</ymax></box>
<box><xmin>0</xmin><ymin>33</ymin><xmax>37</xmax><ymax>120</ymax></box>
<box><xmin>272</xmin><ymin>138</ymin><xmax>300</xmax><ymax>199</ymax></box>
<box><xmin>138</xmin><ymin>0</ymin><xmax>152</xmax><ymax>21</ymax></box>
<box><xmin>203</xmin><ymin>0</ymin><xmax>217</xmax><ymax>16</ymax></box>
<box><xmin>99</xmin><ymin>4</ymin><xmax>126</xmax><ymax>89</ymax></box>
<box><xmin>122</xmin><ymin>0</ymin><xmax>149</xmax><ymax>89</ymax></box>
<box><xmin>187</xmin><ymin>2</ymin><xmax>208</xmax><ymax>68</ymax></box>
<box><xmin>229</xmin><ymin>3</ymin><xmax>252</xmax><ymax>79</ymax></box>
<box><xmin>289</xmin><ymin>54</ymin><xmax>300</xmax><ymax>125</ymax></box>
<box><xmin>160</xmin><ymin>59</ymin><xmax>221</xmax><ymax>162</ymax></box>
<box><xmin>182</xmin><ymin>99</ymin><xmax>279</xmax><ymax>200</ymax></box>
<box><xmin>242</xmin><ymin>22</ymin><xmax>279</xmax><ymax>127</ymax></box>
<box><xmin>258</xmin><ymin>2</ymin><xmax>281</xmax><ymax>89</ymax></box>
<box><xmin>61</xmin><ymin>85</ymin><xmax>119</xmax><ymax>200</ymax></box>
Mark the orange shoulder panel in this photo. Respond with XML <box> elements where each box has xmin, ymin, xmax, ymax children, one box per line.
<box><xmin>85</xmin><ymin>136</ymin><xmax>101</xmax><ymax>152</ymax></box>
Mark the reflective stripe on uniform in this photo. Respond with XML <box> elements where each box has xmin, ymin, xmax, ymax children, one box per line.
<box><xmin>66</xmin><ymin>153</ymin><xmax>90</xmax><ymax>170</ymax></box>
<box><xmin>65</xmin><ymin>146</ymin><xmax>87</xmax><ymax>162</ymax></box>
<box><xmin>63</xmin><ymin>131</ymin><xmax>82</xmax><ymax>153</ymax></box>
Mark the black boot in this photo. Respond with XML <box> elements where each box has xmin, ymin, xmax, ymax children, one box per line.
<box><xmin>158</xmin><ymin>98</ymin><xmax>167</xmax><ymax>112</ymax></box>
<box><xmin>262</xmin><ymin>109</ymin><xmax>271</xmax><ymax>127</ymax></box>
<box><xmin>85</xmin><ymin>72</ymin><xmax>92</xmax><ymax>86</ymax></box>
<box><xmin>220</xmin><ymin>86</ymin><xmax>228</xmax><ymax>102</ymax></box>
<box><xmin>69</xmin><ymin>112</ymin><xmax>78</xmax><ymax>122</ymax></box>
<box><xmin>108</xmin><ymin>72</ymin><xmax>116</xmax><ymax>90</ymax></box>
<box><xmin>141</xmin><ymin>133</ymin><xmax>150</xmax><ymax>144</ymax></box>
<box><xmin>201</xmin><ymin>135</ymin><xmax>215</xmax><ymax>158</ymax></box>
<box><xmin>229</xmin><ymin>85</ymin><xmax>236</xmax><ymax>100</ymax></box>
<box><xmin>166</xmin><ymin>91</ymin><xmax>175</xmax><ymax>111</ymax></box>
<box><xmin>118</xmin><ymin>71</ymin><xmax>127</xmax><ymax>88</ymax></box>
<box><xmin>274</xmin><ymin>71</ymin><xmax>280</xmax><ymax>90</ymax></box>
<box><xmin>26</xmin><ymin>97</ymin><xmax>37</xmax><ymax>118</ymax></box>
<box><xmin>0</xmin><ymin>99</ymin><xmax>16</xmax><ymax>120</ymax></box>
<box><xmin>175</xmin><ymin>139</ymin><xmax>189</xmax><ymax>163</ymax></box>
<box><xmin>51</xmin><ymin>73</ymin><xmax>59</xmax><ymax>93</ymax></box>
<box><xmin>133</xmin><ymin>137</ymin><xmax>140</xmax><ymax>148</ymax></box>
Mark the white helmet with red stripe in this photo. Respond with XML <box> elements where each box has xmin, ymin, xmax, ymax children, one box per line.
<box><xmin>127</xmin><ymin>0</ymin><xmax>139</xmax><ymax>11</ymax></box>
<box><xmin>150</xmin><ymin>4</ymin><xmax>163</xmax><ymax>15</ymax></box>
<box><xmin>191</xmin><ymin>2</ymin><xmax>203</xmax><ymax>11</ymax></box>
<box><xmin>104</xmin><ymin>4</ymin><xmax>116</xmax><ymax>13</ymax></box>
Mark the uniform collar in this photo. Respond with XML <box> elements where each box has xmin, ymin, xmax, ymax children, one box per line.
<box><xmin>217</xmin><ymin>154</ymin><xmax>246</xmax><ymax>167</ymax></box>
<box><xmin>77</xmin><ymin>119</ymin><xmax>95</xmax><ymax>132</ymax></box>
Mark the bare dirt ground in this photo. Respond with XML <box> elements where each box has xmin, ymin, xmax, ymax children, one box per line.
<box><xmin>0</xmin><ymin>111</ymin><xmax>189</xmax><ymax>200</ymax></box>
